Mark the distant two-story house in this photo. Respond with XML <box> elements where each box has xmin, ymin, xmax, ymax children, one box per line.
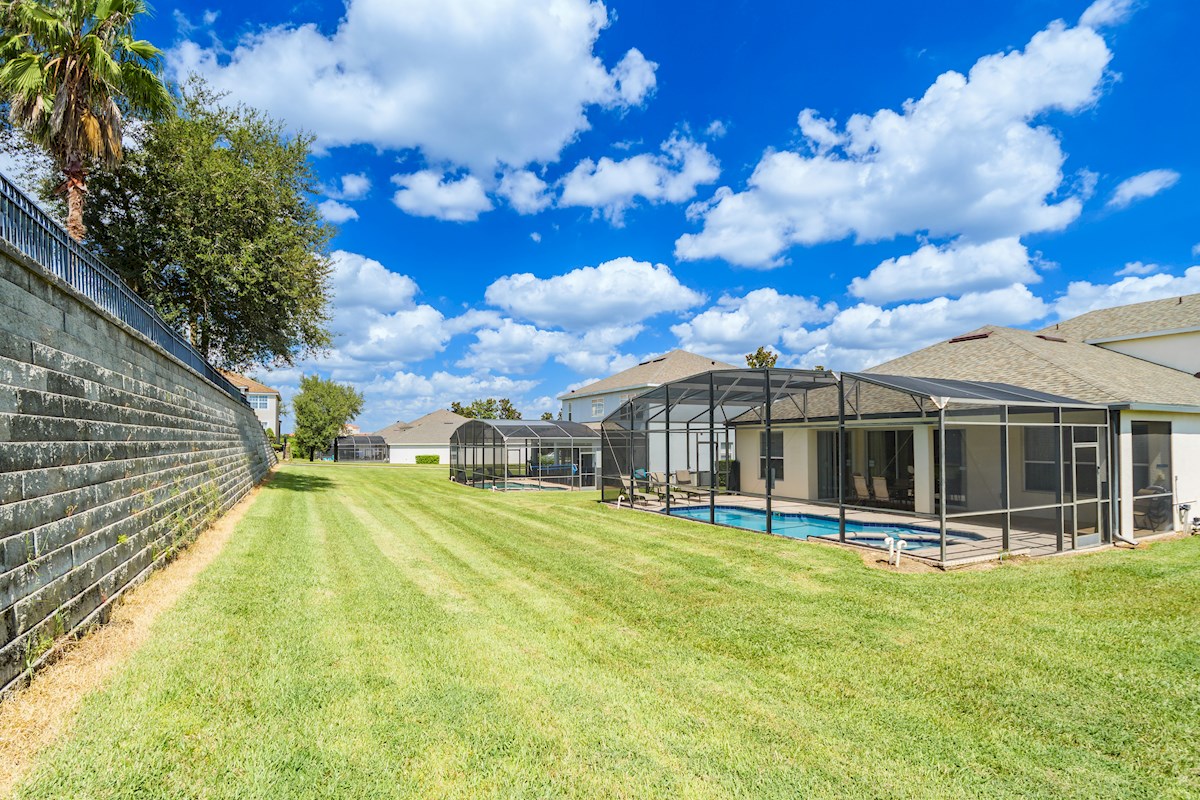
<box><xmin>558</xmin><ymin>349</ymin><xmax>736</xmax><ymax>428</ymax></box>
<box><xmin>219</xmin><ymin>370</ymin><xmax>282</xmax><ymax>435</ymax></box>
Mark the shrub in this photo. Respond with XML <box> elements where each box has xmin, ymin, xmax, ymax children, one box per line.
<box><xmin>415</xmin><ymin>455</ymin><xmax>440</xmax><ymax>465</ymax></box>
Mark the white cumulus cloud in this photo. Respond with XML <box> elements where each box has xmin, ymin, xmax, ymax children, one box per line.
<box><xmin>676</xmin><ymin>18</ymin><xmax>1111</xmax><ymax>267</ymax></box>
<box><xmin>497</xmin><ymin>169</ymin><xmax>552</xmax><ymax>214</ymax></box>
<box><xmin>1051</xmin><ymin>267</ymin><xmax>1200</xmax><ymax>320</ymax></box>
<box><xmin>1115</xmin><ymin>261</ymin><xmax>1160</xmax><ymax>276</ymax></box>
<box><xmin>559</xmin><ymin>134</ymin><xmax>719</xmax><ymax>225</ymax></box>
<box><xmin>327</xmin><ymin>172</ymin><xmax>372</xmax><ymax>200</ymax></box>
<box><xmin>849</xmin><ymin>238</ymin><xmax>1040</xmax><ymax>304</ymax></box>
<box><xmin>1079</xmin><ymin>0</ymin><xmax>1137</xmax><ymax>29</ymax></box>
<box><xmin>318</xmin><ymin>199</ymin><xmax>360</xmax><ymax>223</ymax></box>
<box><xmin>168</xmin><ymin>0</ymin><xmax>656</xmax><ymax>172</ymax></box>
<box><xmin>670</xmin><ymin>288</ymin><xmax>838</xmax><ymax>363</ymax></box>
<box><xmin>391</xmin><ymin>171</ymin><xmax>494</xmax><ymax>221</ymax></box>
<box><xmin>458</xmin><ymin>319</ymin><xmax>641</xmax><ymax>375</ymax></box>
<box><xmin>1106</xmin><ymin>169</ymin><xmax>1180</xmax><ymax>209</ymax></box>
<box><xmin>357</xmin><ymin>369</ymin><xmax>542</xmax><ymax>430</ymax></box>
<box><xmin>485</xmin><ymin>257</ymin><xmax>704</xmax><ymax>330</ymax></box>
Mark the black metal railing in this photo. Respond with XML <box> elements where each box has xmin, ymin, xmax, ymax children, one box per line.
<box><xmin>0</xmin><ymin>171</ymin><xmax>247</xmax><ymax>405</ymax></box>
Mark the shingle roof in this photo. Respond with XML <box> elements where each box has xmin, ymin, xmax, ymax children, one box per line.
<box><xmin>218</xmin><ymin>370</ymin><xmax>280</xmax><ymax>397</ymax></box>
<box><xmin>867</xmin><ymin>325</ymin><xmax>1200</xmax><ymax>407</ymax></box>
<box><xmin>1041</xmin><ymin>293</ymin><xmax>1200</xmax><ymax>342</ymax></box>
<box><xmin>557</xmin><ymin>349</ymin><xmax>737</xmax><ymax>400</ymax></box>
<box><xmin>373</xmin><ymin>420</ymin><xmax>412</xmax><ymax>441</ymax></box>
<box><xmin>377</xmin><ymin>409</ymin><xmax>467</xmax><ymax>445</ymax></box>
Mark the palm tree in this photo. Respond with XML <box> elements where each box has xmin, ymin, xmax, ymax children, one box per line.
<box><xmin>0</xmin><ymin>0</ymin><xmax>172</xmax><ymax>240</ymax></box>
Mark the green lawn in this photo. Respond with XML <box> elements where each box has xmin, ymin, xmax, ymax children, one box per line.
<box><xmin>16</xmin><ymin>463</ymin><xmax>1200</xmax><ymax>798</ymax></box>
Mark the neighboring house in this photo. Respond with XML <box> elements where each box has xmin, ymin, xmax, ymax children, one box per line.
<box><xmin>558</xmin><ymin>349</ymin><xmax>736</xmax><ymax>426</ymax></box>
<box><xmin>726</xmin><ymin>294</ymin><xmax>1200</xmax><ymax>544</ymax></box>
<box><xmin>375</xmin><ymin>409</ymin><xmax>468</xmax><ymax>464</ymax></box>
<box><xmin>219</xmin><ymin>370</ymin><xmax>281</xmax><ymax>435</ymax></box>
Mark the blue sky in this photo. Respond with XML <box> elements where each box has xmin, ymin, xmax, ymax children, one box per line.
<box><xmin>148</xmin><ymin>0</ymin><xmax>1195</xmax><ymax>431</ymax></box>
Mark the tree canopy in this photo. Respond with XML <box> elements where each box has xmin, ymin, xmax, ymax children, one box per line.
<box><xmin>745</xmin><ymin>346</ymin><xmax>779</xmax><ymax>368</ymax></box>
<box><xmin>82</xmin><ymin>79</ymin><xmax>334</xmax><ymax>370</ymax></box>
<box><xmin>450</xmin><ymin>398</ymin><xmax>522</xmax><ymax>420</ymax></box>
<box><xmin>0</xmin><ymin>0</ymin><xmax>173</xmax><ymax>239</ymax></box>
<box><xmin>292</xmin><ymin>375</ymin><xmax>363</xmax><ymax>461</ymax></box>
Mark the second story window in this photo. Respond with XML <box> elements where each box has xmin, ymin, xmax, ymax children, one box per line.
<box><xmin>248</xmin><ymin>394</ymin><xmax>270</xmax><ymax>410</ymax></box>
<box><xmin>591</xmin><ymin>398</ymin><xmax>605</xmax><ymax>417</ymax></box>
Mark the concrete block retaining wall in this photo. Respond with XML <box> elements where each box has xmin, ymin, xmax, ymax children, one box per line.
<box><xmin>0</xmin><ymin>244</ymin><xmax>275</xmax><ymax>693</ymax></box>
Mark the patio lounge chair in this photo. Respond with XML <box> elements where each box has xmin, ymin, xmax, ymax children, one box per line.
<box><xmin>674</xmin><ymin>470</ymin><xmax>709</xmax><ymax>500</ymax></box>
<box><xmin>872</xmin><ymin>476</ymin><xmax>890</xmax><ymax>503</ymax></box>
<box><xmin>647</xmin><ymin>472</ymin><xmax>670</xmax><ymax>501</ymax></box>
<box><xmin>852</xmin><ymin>473</ymin><xmax>871</xmax><ymax>504</ymax></box>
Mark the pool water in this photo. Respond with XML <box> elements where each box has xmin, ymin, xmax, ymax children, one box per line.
<box><xmin>474</xmin><ymin>481</ymin><xmax>568</xmax><ymax>491</ymax></box>
<box><xmin>664</xmin><ymin>505</ymin><xmax>985</xmax><ymax>551</ymax></box>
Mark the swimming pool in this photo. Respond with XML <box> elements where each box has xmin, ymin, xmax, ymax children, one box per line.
<box><xmin>473</xmin><ymin>481</ymin><xmax>568</xmax><ymax>491</ymax></box>
<box><xmin>663</xmin><ymin>505</ymin><xmax>986</xmax><ymax>552</ymax></box>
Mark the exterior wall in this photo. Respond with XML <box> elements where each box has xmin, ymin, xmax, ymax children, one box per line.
<box><xmin>1095</xmin><ymin>330</ymin><xmax>1200</xmax><ymax>375</ymax></box>
<box><xmin>0</xmin><ymin>246</ymin><xmax>274</xmax><ymax>694</ymax></box>
<box><xmin>1116</xmin><ymin>410</ymin><xmax>1200</xmax><ymax>536</ymax></box>
<box><xmin>247</xmin><ymin>393</ymin><xmax>280</xmax><ymax>435</ymax></box>
<box><xmin>735</xmin><ymin>426</ymin><xmax>820</xmax><ymax>498</ymax></box>
<box><xmin>561</xmin><ymin>390</ymin><xmax>641</xmax><ymax>424</ymax></box>
<box><xmin>388</xmin><ymin>444</ymin><xmax>450</xmax><ymax>464</ymax></box>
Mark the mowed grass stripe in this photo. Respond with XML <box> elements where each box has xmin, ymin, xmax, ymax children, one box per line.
<box><xmin>13</xmin><ymin>463</ymin><xmax>1200</xmax><ymax>799</ymax></box>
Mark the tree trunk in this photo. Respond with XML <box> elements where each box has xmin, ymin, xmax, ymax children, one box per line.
<box><xmin>62</xmin><ymin>158</ymin><xmax>88</xmax><ymax>241</ymax></box>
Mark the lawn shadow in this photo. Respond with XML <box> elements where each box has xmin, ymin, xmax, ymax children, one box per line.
<box><xmin>267</xmin><ymin>470</ymin><xmax>335</xmax><ymax>493</ymax></box>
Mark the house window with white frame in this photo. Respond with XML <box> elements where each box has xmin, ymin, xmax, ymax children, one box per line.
<box><xmin>591</xmin><ymin>397</ymin><xmax>605</xmax><ymax>417</ymax></box>
<box><xmin>248</xmin><ymin>394</ymin><xmax>270</xmax><ymax>410</ymax></box>
<box><xmin>759</xmin><ymin>431</ymin><xmax>784</xmax><ymax>482</ymax></box>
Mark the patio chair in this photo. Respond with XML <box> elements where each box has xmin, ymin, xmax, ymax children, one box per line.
<box><xmin>852</xmin><ymin>473</ymin><xmax>871</xmax><ymax>504</ymax></box>
<box><xmin>1133</xmin><ymin>487</ymin><xmax>1170</xmax><ymax>531</ymax></box>
<box><xmin>872</xmin><ymin>476</ymin><xmax>890</xmax><ymax>503</ymax></box>
<box><xmin>668</xmin><ymin>470</ymin><xmax>698</xmax><ymax>499</ymax></box>
<box><xmin>647</xmin><ymin>472</ymin><xmax>670</xmax><ymax>501</ymax></box>
<box><xmin>678</xmin><ymin>470</ymin><xmax>709</xmax><ymax>499</ymax></box>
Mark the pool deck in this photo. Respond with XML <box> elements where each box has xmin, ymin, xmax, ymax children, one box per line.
<box><xmin>615</xmin><ymin>491</ymin><xmax>1101</xmax><ymax>566</ymax></box>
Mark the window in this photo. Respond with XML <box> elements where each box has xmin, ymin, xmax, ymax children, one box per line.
<box><xmin>759</xmin><ymin>430</ymin><xmax>784</xmax><ymax>482</ymax></box>
<box><xmin>248</xmin><ymin>394</ymin><xmax>270</xmax><ymax>410</ymax></box>
<box><xmin>1023</xmin><ymin>427</ymin><xmax>1056</xmax><ymax>492</ymax></box>
<box><xmin>591</xmin><ymin>398</ymin><xmax>605</xmax><ymax>417</ymax></box>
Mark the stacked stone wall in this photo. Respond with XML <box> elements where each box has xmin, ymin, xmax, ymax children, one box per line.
<box><xmin>0</xmin><ymin>245</ymin><xmax>274</xmax><ymax>693</ymax></box>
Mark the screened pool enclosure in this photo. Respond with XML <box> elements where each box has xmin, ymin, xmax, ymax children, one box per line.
<box><xmin>333</xmin><ymin>434</ymin><xmax>389</xmax><ymax>462</ymax></box>
<box><xmin>450</xmin><ymin>419</ymin><xmax>600</xmax><ymax>490</ymax></box>
<box><xmin>601</xmin><ymin>368</ymin><xmax>1114</xmax><ymax>566</ymax></box>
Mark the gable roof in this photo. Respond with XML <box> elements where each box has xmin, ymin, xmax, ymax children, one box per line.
<box><xmin>377</xmin><ymin>408</ymin><xmax>467</xmax><ymax>445</ymax></box>
<box><xmin>1041</xmin><ymin>293</ymin><xmax>1200</xmax><ymax>342</ymax></box>
<box><xmin>218</xmin><ymin>370</ymin><xmax>280</xmax><ymax>397</ymax></box>
<box><xmin>867</xmin><ymin>325</ymin><xmax>1200</xmax><ymax>408</ymax></box>
<box><xmin>557</xmin><ymin>349</ymin><xmax>738</xmax><ymax>400</ymax></box>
